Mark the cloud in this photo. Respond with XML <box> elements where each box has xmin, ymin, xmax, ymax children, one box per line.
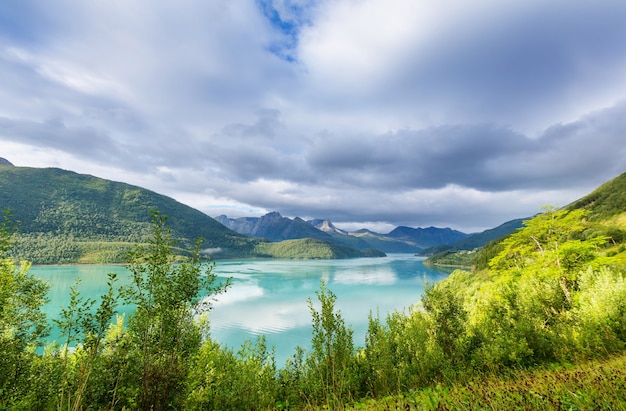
<box><xmin>204</xmin><ymin>102</ymin><xmax>626</xmax><ymax>192</ymax></box>
<box><xmin>292</xmin><ymin>0</ymin><xmax>626</xmax><ymax>134</ymax></box>
<box><xmin>1</xmin><ymin>0</ymin><xmax>626</xmax><ymax>232</ymax></box>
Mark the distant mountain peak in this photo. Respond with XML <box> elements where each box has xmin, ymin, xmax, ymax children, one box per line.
<box><xmin>0</xmin><ymin>157</ymin><xmax>14</xmax><ymax>166</ymax></box>
<box><xmin>308</xmin><ymin>219</ymin><xmax>348</xmax><ymax>235</ymax></box>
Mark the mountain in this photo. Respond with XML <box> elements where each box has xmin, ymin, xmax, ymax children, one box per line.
<box><xmin>216</xmin><ymin>212</ymin><xmax>335</xmax><ymax>242</ymax></box>
<box><xmin>0</xmin><ymin>164</ymin><xmax>376</xmax><ymax>263</ymax></box>
<box><xmin>307</xmin><ymin>219</ymin><xmax>378</xmax><ymax>250</ymax></box>
<box><xmin>455</xmin><ymin>218</ymin><xmax>526</xmax><ymax>249</ymax></box>
<box><xmin>217</xmin><ymin>213</ymin><xmax>470</xmax><ymax>253</ymax></box>
<box><xmin>420</xmin><ymin>218</ymin><xmax>527</xmax><ymax>256</ymax></box>
<box><xmin>387</xmin><ymin>226</ymin><xmax>468</xmax><ymax>248</ymax></box>
<box><xmin>0</xmin><ymin>157</ymin><xmax>13</xmax><ymax>166</ymax></box>
<box><xmin>347</xmin><ymin>228</ymin><xmax>426</xmax><ymax>253</ymax></box>
<box><xmin>0</xmin><ymin>164</ymin><xmax>258</xmax><ymax>263</ymax></box>
<box><xmin>308</xmin><ymin>219</ymin><xmax>348</xmax><ymax>235</ymax></box>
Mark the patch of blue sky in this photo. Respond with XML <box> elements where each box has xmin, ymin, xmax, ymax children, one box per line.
<box><xmin>0</xmin><ymin>2</ymin><xmax>56</xmax><ymax>46</ymax></box>
<box><xmin>255</xmin><ymin>0</ymin><xmax>317</xmax><ymax>62</ymax></box>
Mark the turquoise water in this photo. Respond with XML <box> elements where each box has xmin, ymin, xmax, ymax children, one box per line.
<box><xmin>30</xmin><ymin>255</ymin><xmax>451</xmax><ymax>365</ymax></box>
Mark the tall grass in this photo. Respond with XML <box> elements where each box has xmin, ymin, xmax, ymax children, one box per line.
<box><xmin>350</xmin><ymin>354</ymin><xmax>626</xmax><ymax>410</ymax></box>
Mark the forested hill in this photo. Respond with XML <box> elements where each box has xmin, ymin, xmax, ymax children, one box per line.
<box><xmin>0</xmin><ymin>164</ymin><xmax>383</xmax><ymax>263</ymax></box>
<box><xmin>0</xmin><ymin>164</ymin><xmax>258</xmax><ymax>262</ymax></box>
<box><xmin>566</xmin><ymin>171</ymin><xmax>626</xmax><ymax>220</ymax></box>
<box><xmin>426</xmin><ymin>172</ymin><xmax>626</xmax><ymax>268</ymax></box>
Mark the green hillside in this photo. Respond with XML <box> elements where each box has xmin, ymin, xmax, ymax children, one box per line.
<box><xmin>426</xmin><ymin>172</ymin><xmax>626</xmax><ymax>270</ymax></box>
<box><xmin>253</xmin><ymin>238</ymin><xmax>386</xmax><ymax>259</ymax></box>
<box><xmin>0</xmin><ymin>164</ymin><xmax>258</xmax><ymax>263</ymax></box>
<box><xmin>567</xmin><ymin>171</ymin><xmax>626</xmax><ymax>220</ymax></box>
<box><xmin>0</xmin><ymin>165</ymin><xmax>373</xmax><ymax>263</ymax></box>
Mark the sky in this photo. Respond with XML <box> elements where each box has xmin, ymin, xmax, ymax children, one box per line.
<box><xmin>1</xmin><ymin>0</ymin><xmax>626</xmax><ymax>233</ymax></box>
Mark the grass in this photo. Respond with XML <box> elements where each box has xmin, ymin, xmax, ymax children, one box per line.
<box><xmin>347</xmin><ymin>353</ymin><xmax>626</xmax><ymax>410</ymax></box>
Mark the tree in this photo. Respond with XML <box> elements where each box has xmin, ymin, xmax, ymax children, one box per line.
<box><xmin>489</xmin><ymin>207</ymin><xmax>605</xmax><ymax>306</ymax></box>
<box><xmin>305</xmin><ymin>281</ymin><xmax>356</xmax><ymax>408</ymax></box>
<box><xmin>119</xmin><ymin>210</ymin><xmax>230</xmax><ymax>411</ymax></box>
<box><xmin>0</xmin><ymin>211</ymin><xmax>50</xmax><ymax>407</ymax></box>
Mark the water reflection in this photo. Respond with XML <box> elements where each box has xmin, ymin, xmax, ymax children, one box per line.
<box><xmin>333</xmin><ymin>267</ymin><xmax>397</xmax><ymax>285</ymax></box>
<box><xmin>212</xmin><ymin>283</ymin><xmax>264</xmax><ymax>305</ymax></box>
<box><xmin>32</xmin><ymin>254</ymin><xmax>452</xmax><ymax>364</ymax></box>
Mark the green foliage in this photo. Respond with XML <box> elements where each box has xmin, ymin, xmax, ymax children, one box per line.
<box><xmin>254</xmin><ymin>238</ymin><xmax>379</xmax><ymax>259</ymax></box>
<box><xmin>0</xmin><ymin>165</ymin><xmax>259</xmax><ymax>263</ymax></box>
<box><xmin>0</xmin><ymin>211</ymin><xmax>50</xmax><ymax>408</ymax></box>
<box><xmin>362</xmin><ymin>309</ymin><xmax>443</xmax><ymax>396</ymax></box>
<box><xmin>186</xmin><ymin>337</ymin><xmax>278</xmax><ymax>410</ymax></box>
<box><xmin>424</xmin><ymin>249</ymin><xmax>476</xmax><ymax>268</ymax></box>
<box><xmin>118</xmin><ymin>211</ymin><xmax>230</xmax><ymax>411</ymax></box>
<box><xmin>421</xmin><ymin>283</ymin><xmax>467</xmax><ymax>362</ymax></box>
<box><xmin>2</xmin><ymin>201</ymin><xmax>626</xmax><ymax>410</ymax></box>
<box><xmin>351</xmin><ymin>354</ymin><xmax>626</xmax><ymax>410</ymax></box>
<box><xmin>304</xmin><ymin>282</ymin><xmax>358</xmax><ymax>407</ymax></box>
<box><xmin>50</xmin><ymin>273</ymin><xmax>119</xmax><ymax>411</ymax></box>
<box><xmin>573</xmin><ymin>267</ymin><xmax>626</xmax><ymax>355</ymax></box>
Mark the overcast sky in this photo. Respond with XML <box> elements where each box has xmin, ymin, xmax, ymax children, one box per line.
<box><xmin>2</xmin><ymin>0</ymin><xmax>626</xmax><ymax>233</ymax></box>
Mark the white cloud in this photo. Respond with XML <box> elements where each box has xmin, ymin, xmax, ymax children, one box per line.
<box><xmin>1</xmin><ymin>0</ymin><xmax>626</xmax><ymax>233</ymax></box>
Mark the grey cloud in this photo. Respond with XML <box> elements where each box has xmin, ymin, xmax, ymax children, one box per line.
<box><xmin>202</xmin><ymin>110</ymin><xmax>310</xmax><ymax>183</ymax></box>
<box><xmin>382</xmin><ymin>2</ymin><xmax>626</xmax><ymax>127</ymax></box>
<box><xmin>304</xmin><ymin>125</ymin><xmax>527</xmax><ymax>190</ymax></box>
<box><xmin>196</xmin><ymin>102</ymin><xmax>626</xmax><ymax>205</ymax></box>
<box><xmin>0</xmin><ymin>115</ymin><xmax>195</xmax><ymax>174</ymax></box>
<box><xmin>302</xmin><ymin>103</ymin><xmax>626</xmax><ymax>194</ymax></box>
<box><xmin>0</xmin><ymin>117</ymin><xmax>121</xmax><ymax>159</ymax></box>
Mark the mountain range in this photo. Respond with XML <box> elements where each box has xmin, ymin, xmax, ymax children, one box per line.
<box><xmin>0</xmin><ymin>157</ymin><xmax>558</xmax><ymax>264</ymax></box>
<box><xmin>0</xmin><ymin>162</ymin><xmax>379</xmax><ymax>263</ymax></box>
<box><xmin>216</xmin><ymin>213</ymin><xmax>471</xmax><ymax>253</ymax></box>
